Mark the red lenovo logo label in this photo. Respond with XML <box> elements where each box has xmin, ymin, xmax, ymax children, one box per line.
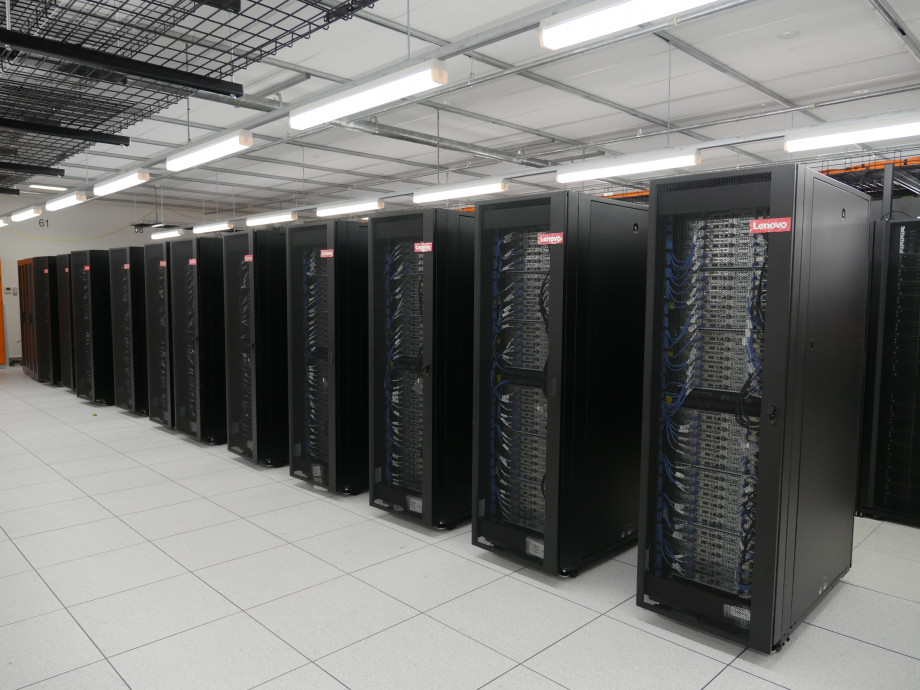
<box><xmin>43</xmin><ymin>269</ymin><xmax>48</xmax><ymax>274</ymax></box>
<box><xmin>65</xmin><ymin>267</ymin><xmax>69</xmax><ymax>273</ymax></box>
<box><xmin>538</xmin><ymin>232</ymin><xmax>564</xmax><ymax>245</ymax></box>
<box><xmin>750</xmin><ymin>217</ymin><xmax>792</xmax><ymax>234</ymax></box>
<box><xmin>320</xmin><ymin>249</ymin><xmax>335</xmax><ymax>258</ymax></box>
<box><xmin>414</xmin><ymin>242</ymin><xmax>433</xmax><ymax>253</ymax></box>
<box><xmin>83</xmin><ymin>265</ymin><xmax>90</xmax><ymax>271</ymax></box>
<box><xmin>123</xmin><ymin>264</ymin><xmax>130</xmax><ymax>270</ymax></box>
<box><xmin>159</xmin><ymin>261</ymin><xmax>167</xmax><ymax>268</ymax></box>
<box><xmin>188</xmin><ymin>258</ymin><xmax>197</xmax><ymax>266</ymax></box>
<box><xmin>244</xmin><ymin>254</ymin><xmax>254</xmax><ymax>263</ymax></box>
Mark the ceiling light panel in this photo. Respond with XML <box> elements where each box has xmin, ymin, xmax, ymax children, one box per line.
<box><xmin>166</xmin><ymin>130</ymin><xmax>254</xmax><ymax>171</ymax></box>
<box><xmin>245</xmin><ymin>210</ymin><xmax>298</xmax><ymax>227</ymax></box>
<box><xmin>11</xmin><ymin>207</ymin><xmax>42</xmax><ymax>222</ymax></box>
<box><xmin>93</xmin><ymin>169</ymin><xmax>150</xmax><ymax>197</ymax></box>
<box><xmin>315</xmin><ymin>199</ymin><xmax>385</xmax><ymax>217</ymax></box>
<box><xmin>413</xmin><ymin>179</ymin><xmax>510</xmax><ymax>204</ymax></box>
<box><xmin>556</xmin><ymin>150</ymin><xmax>702</xmax><ymax>184</ymax></box>
<box><xmin>46</xmin><ymin>192</ymin><xmax>87</xmax><ymax>211</ymax></box>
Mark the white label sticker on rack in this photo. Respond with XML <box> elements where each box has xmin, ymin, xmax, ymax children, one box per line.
<box><xmin>538</xmin><ymin>232</ymin><xmax>564</xmax><ymax>245</ymax></box>
<box><xmin>244</xmin><ymin>254</ymin><xmax>254</xmax><ymax>262</ymax></box>
<box><xmin>524</xmin><ymin>536</ymin><xmax>545</xmax><ymax>560</ymax></box>
<box><xmin>414</xmin><ymin>242</ymin><xmax>433</xmax><ymax>253</ymax></box>
<box><xmin>320</xmin><ymin>249</ymin><xmax>335</xmax><ymax>258</ymax></box>
<box><xmin>406</xmin><ymin>495</ymin><xmax>423</xmax><ymax>514</ymax></box>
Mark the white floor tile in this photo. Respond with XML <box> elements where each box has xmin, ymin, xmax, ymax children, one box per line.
<box><xmin>127</xmin><ymin>444</ymin><xmax>216</xmax><ymax>466</ymax></box>
<box><xmin>14</xmin><ymin>518</ymin><xmax>145</xmax><ymax>569</ymax></box>
<box><xmin>37</xmin><ymin>443</ymin><xmax>123</xmax><ymax>463</ymax></box>
<box><xmin>26</xmin><ymin>661</ymin><xmax>129</xmax><ymax>689</ymax></box>
<box><xmin>859</xmin><ymin>522</ymin><xmax>920</xmax><ymax>562</ymax></box>
<box><xmin>843</xmin><ymin>547</ymin><xmax>920</xmax><ymax>604</ymax></box>
<box><xmin>0</xmin><ymin>570</ymin><xmax>62</xmax><ymax>625</ymax></box>
<box><xmin>70</xmin><ymin>466</ymin><xmax>169</xmax><ymax>495</ymax></box>
<box><xmin>53</xmin><ymin>455</ymin><xmax>141</xmax><ymax>479</ymax></box>
<box><xmin>110</xmin><ymin>613</ymin><xmax>306</xmax><ymax>690</ymax></box>
<box><xmin>0</xmin><ymin>452</ymin><xmax>42</xmax><ymax>472</ymax></box>
<box><xmin>69</xmin><ymin>573</ymin><xmax>238</xmax><ymax>656</ymax></box>
<box><xmin>177</xmin><ymin>468</ymin><xmax>276</xmax><ymax>496</ymax></box>
<box><xmin>250</xmin><ymin>500</ymin><xmax>368</xmax><ymax>541</ymax></box>
<box><xmin>0</xmin><ymin>539</ymin><xmax>32</xmax><ymax>577</ymax></box>
<box><xmin>852</xmin><ymin>516</ymin><xmax>883</xmax><ymax>548</ymax></box>
<box><xmin>93</xmin><ymin>481</ymin><xmax>200</xmax><ymax>515</ymax></box>
<box><xmin>317</xmin><ymin>615</ymin><xmax>515</xmax><ymax>690</ymax></box>
<box><xmin>0</xmin><ymin>610</ymin><xmax>103</xmax><ymax>688</ymax></box>
<box><xmin>121</xmin><ymin>498</ymin><xmax>238</xmax><ymax>540</ymax></box>
<box><xmin>0</xmin><ymin>496</ymin><xmax>112</xmax><ymax>538</ymax></box>
<box><xmin>375</xmin><ymin>513</ymin><xmax>464</xmax><ymax>543</ymax></box>
<box><xmin>154</xmin><ymin>518</ymin><xmax>285</xmax><ymax>570</ymax></box>
<box><xmin>354</xmin><ymin>545</ymin><xmax>504</xmax><ymax>611</ymax></box>
<box><xmin>436</xmin><ymin>531</ymin><xmax>525</xmax><ymax>575</ymax></box>
<box><xmin>196</xmin><ymin>544</ymin><xmax>342</xmax><ymax>609</ymax></box>
<box><xmin>613</xmin><ymin>543</ymin><xmax>639</xmax><ymax>567</ymax></box>
<box><xmin>151</xmin><ymin>455</ymin><xmax>235</xmax><ymax>480</ymax></box>
<box><xmin>321</xmin><ymin>492</ymin><xmax>389</xmax><ymax>520</ymax></box>
<box><xmin>250</xmin><ymin>575</ymin><xmax>416</xmax><ymax>660</ymax></box>
<box><xmin>39</xmin><ymin>542</ymin><xmax>186</xmax><ymax>605</ymax></box>
<box><xmin>105</xmin><ymin>434</ymin><xmax>189</xmax><ymax>453</ymax></box>
<box><xmin>19</xmin><ymin>432</ymin><xmax>91</xmax><ymax>452</ymax></box>
<box><xmin>807</xmin><ymin>582</ymin><xmax>920</xmax><ymax>660</ymax></box>
<box><xmin>526</xmin><ymin>616</ymin><xmax>725</xmax><ymax>690</ymax></box>
<box><xmin>705</xmin><ymin>667</ymin><xmax>787</xmax><ymax>689</ymax></box>
<box><xmin>511</xmin><ymin>556</ymin><xmax>637</xmax><ymax>613</ymax></box>
<box><xmin>296</xmin><ymin>519</ymin><xmax>428</xmax><ymax>572</ymax></box>
<box><xmin>481</xmin><ymin>666</ymin><xmax>567</xmax><ymax>689</ymax></box>
<box><xmin>0</xmin><ymin>464</ymin><xmax>61</xmax><ymax>490</ymax></box>
<box><xmin>209</xmin><ymin>482</ymin><xmax>318</xmax><ymax>518</ymax></box>
<box><xmin>733</xmin><ymin>623</ymin><xmax>920</xmax><ymax>689</ymax></box>
<box><xmin>430</xmin><ymin>577</ymin><xmax>597</xmax><ymax>662</ymax></box>
<box><xmin>0</xmin><ymin>479</ymin><xmax>84</xmax><ymax>512</ymax></box>
<box><xmin>254</xmin><ymin>664</ymin><xmax>347</xmax><ymax>689</ymax></box>
<box><xmin>606</xmin><ymin>598</ymin><xmax>745</xmax><ymax>664</ymax></box>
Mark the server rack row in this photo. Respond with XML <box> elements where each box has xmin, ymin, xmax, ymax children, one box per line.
<box><xmin>17</xmin><ymin>258</ymin><xmax>37</xmax><ymax>380</ymax></box>
<box><xmin>72</xmin><ymin>250</ymin><xmax>114</xmax><ymax>405</ymax></box>
<box><xmin>637</xmin><ymin>164</ymin><xmax>871</xmax><ymax>653</ymax></box>
<box><xmin>109</xmin><ymin>247</ymin><xmax>147</xmax><ymax>415</ymax></box>
<box><xmin>56</xmin><ymin>254</ymin><xmax>75</xmax><ymax>390</ymax></box>
<box><xmin>145</xmin><ymin>243</ymin><xmax>172</xmax><ymax>426</ymax></box>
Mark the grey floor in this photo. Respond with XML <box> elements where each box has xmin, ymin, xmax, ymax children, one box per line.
<box><xmin>0</xmin><ymin>368</ymin><xmax>918</xmax><ymax>690</ymax></box>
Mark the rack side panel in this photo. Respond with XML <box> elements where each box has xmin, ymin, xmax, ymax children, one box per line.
<box><xmin>56</xmin><ymin>254</ymin><xmax>74</xmax><ymax>389</ymax></box>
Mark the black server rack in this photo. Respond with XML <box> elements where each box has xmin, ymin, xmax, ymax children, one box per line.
<box><xmin>859</xmin><ymin>220</ymin><xmax>920</xmax><ymax>526</ymax></box>
<box><xmin>472</xmin><ymin>192</ymin><xmax>648</xmax><ymax>575</ymax></box>
<box><xmin>17</xmin><ymin>258</ymin><xmax>37</xmax><ymax>379</ymax></box>
<box><xmin>109</xmin><ymin>247</ymin><xmax>147</xmax><ymax>414</ymax></box>
<box><xmin>637</xmin><ymin>165</ymin><xmax>871</xmax><ymax>653</ymax></box>
<box><xmin>71</xmin><ymin>250</ymin><xmax>114</xmax><ymax>405</ymax></box>
<box><xmin>169</xmin><ymin>237</ymin><xmax>226</xmax><ymax>444</ymax></box>
<box><xmin>223</xmin><ymin>229</ymin><xmax>288</xmax><ymax>466</ymax></box>
<box><xmin>145</xmin><ymin>243</ymin><xmax>172</xmax><ymax>427</ymax></box>
<box><xmin>56</xmin><ymin>254</ymin><xmax>75</xmax><ymax>390</ymax></box>
<box><xmin>33</xmin><ymin>256</ymin><xmax>60</xmax><ymax>384</ymax></box>
<box><xmin>368</xmin><ymin>209</ymin><xmax>475</xmax><ymax>527</ymax></box>
<box><xmin>287</xmin><ymin>221</ymin><xmax>368</xmax><ymax>493</ymax></box>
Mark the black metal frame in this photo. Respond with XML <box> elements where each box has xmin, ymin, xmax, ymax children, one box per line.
<box><xmin>368</xmin><ymin>209</ymin><xmax>476</xmax><ymax>528</ymax></box>
<box><xmin>471</xmin><ymin>191</ymin><xmax>648</xmax><ymax>575</ymax></box>
<box><xmin>55</xmin><ymin>253</ymin><xmax>74</xmax><ymax>390</ymax></box>
<box><xmin>636</xmin><ymin>164</ymin><xmax>871</xmax><ymax>653</ymax></box>
<box><xmin>169</xmin><ymin>237</ymin><xmax>225</xmax><ymax>444</ymax></box>
<box><xmin>71</xmin><ymin>249</ymin><xmax>114</xmax><ymax>405</ymax></box>
<box><xmin>109</xmin><ymin>247</ymin><xmax>147</xmax><ymax>414</ymax></box>
<box><xmin>145</xmin><ymin>243</ymin><xmax>172</xmax><ymax>426</ymax></box>
<box><xmin>223</xmin><ymin>228</ymin><xmax>288</xmax><ymax>466</ymax></box>
<box><xmin>17</xmin><ymin>258</ymin><xmax>37</xmax><ymax>380</ymax></box>
<box><xmin>287</xmin><ymin>220</ymin><xmax>369</xmax><ymax>493</ymax></box>
<box><xmin>32</xmin><ymin>256</ymin><xmax>60</xmax><ymax>384</ymax></box>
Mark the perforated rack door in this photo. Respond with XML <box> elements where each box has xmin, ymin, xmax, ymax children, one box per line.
<box><xmin>169</xmin><ymin>240</ymin><xmax>200</xmax><ymax>437</ymax></box>
<box><xmin>145</xmin><ymin>244</ymin><xmax>171</xmax><ymax>426</ymax></box>
<box><xmin>110</xmin><ymin>249</ymin><xmax>134</xmax><ymax>409</ymax></box>
<box><xmin>56</xmin><ymin>254</ymin><xmax>74</xmax><ymax>389</ymax></box>
<box><xmin>224</xmin><ymin>232</ymin><xmax>256</xmax><ymax>459</ymax></box>
<box><xmin>33</xmin><ymin>256</ymin><xmax>59</xmax><ymax>384</ymax></box>
<box><xmin>70</xmin><ymin>252</ymin><xmax>93</xmax><ymax>398</ymax></box>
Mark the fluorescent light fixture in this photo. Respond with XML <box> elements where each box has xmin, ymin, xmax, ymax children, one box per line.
<box><xmin>0</xmin><ymin>217</ymin><xmax>8</xmax><ymax>227</ymax></box>
<box><xmin>245</xmin><ymin>210</ymin><xmax>298</xmax><ymax>227</ymax></box>
<box><xmin>784</xmin><ymin>117</ymin><xmax>920</xmax><ymax>152</ymax></box>
<box><xmin>290</xmin><ymin>60</ymin><xmax>448</xmax><ymax>131</ymax></box>
<box><xmin>556</xmin><ymin>149</ymin><xmax>701</xmax><ymax>184</ymax></box>
<box><xmin>193</xmin><ymin>221</ymin><xmax>235</xmax><ymax>234</ymax></box>
<box><xmin>413</xmin><ymin>179</ymin><xmax>510</xmax><ymax>204</ymax></box>
<box><xmin>93</xmin><ymin>169</ymin><xmax>149</xmax><ymax>197</ymax></box>
<box><xmin>166</xmin><ymin>130</ymin><xmax>253</xmax><ymax>171</ymax></box>
<box><xmin>540</xmin><ymin>0</ymin><xmax>722</xmax><ymax>50</ymax></box>
<box><xmin>151</xmin><ymin>222</ymin><xmax>166</xmax><ymax>228</ymax></box>
<box><xmin>151</xmin><ymin>228</ymin><xmax>185</xmax><ymax>240</ymax></box>
<box><xmin>28</xmin><ymin>184</ymin><xmax>67</xmax><ymax>191</ymax></box>
<box><xmin>46</xmin><ymin>192</ymin><xmax>87</xmax><ymax>212</ymax></box>
<box><xmin>316</xmin><ymin>198</ymin><xmax>384</xmax><ymax>218</ymax></box>
<box><xmin>11</xmin><ymin>206</ymin><xmax>42</xmax><ymax>222</ymax></box>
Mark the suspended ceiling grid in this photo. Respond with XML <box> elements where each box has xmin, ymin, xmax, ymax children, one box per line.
<box><xmin>19</xmin><ymin>0</ymin><xmax>920</xmax><ymax>217</ymax></box>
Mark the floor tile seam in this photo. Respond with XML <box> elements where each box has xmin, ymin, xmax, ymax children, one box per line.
<box><xmin>111</xmin><ymin>495</ymin><xmax>204</xmax><ymax>517</ymax></box>
<box><xmin>361</xmin><ymin>511</ymin><xmax>465</xmax><ymax>545</ymax></box>
<box><xmin>126</xmin><ymin>514</ymin><xmax>241</xmax><ymax>542</ymax></box>
<box><xmin>429</xmin><ymin>538</ymin><xmax>526</xmax><ymax>575</ymax></box>
<box><xmin>839</xmin><ymin>579</ymin><xmax>920</xmax><ymax>605</ymax></box>
<box><xmin>50</xmin><ymin>462</ymin><xmax>148</xmax><ymax>480</ymax></box>
<box><xmin>10</xmin><ymin>532</ymin><xmax>148</xmax><ymax>569</ymax></box>
<box><xmin>508</xmin><ymin>565</ymin><xmax>638</xmax><ymax>615</ymax></box>
<box><xmin>515</xmin><ymin>611</ymin><xmax>606</xmax><ymax>670</ymax></box>
<box><xmin>246</xmin><ymin>662</ymin><xmax>314</xmax><ymax>689</ymax></box>
<box><xmin>76</xmin><ymin>477</ymin><xmax>175</xmax><ymax>498</ymax></box>
<box><xmin>856</xmin><ymin>542</ymin><xmax>920</xmax><ymax>563</ymax></box>
<box><xmin>0</xmin><ymin>601</ymin><xmax>66</xmax><ymax>630</ymax></box>
<box><xmin>0</xmin><ymin>528</ymin><xmax>134</xmax><ymax>689</ymax></box>
<box><xmin>217</xmin><ymin>492</ymin><xmax>326</xmax><ymax>520</ymax></box>
<box><xmin>419</xmin><ymin>610</ymin><xmax>530</xmax><ymax>668</ymax></box>
<box><xmin>290</xmin><ymin>530</ymin><xmax>432</xmax><ymax>573</ymax></box>
<box><xmin>152</xmin><ymin>465</ymin><xmax>246</xmax><ymax>482</ymax></box>
<box><xmin>0</xmin><ymin>475</ymin><xmax>72</xmax><ymax>492</ymax></box>
<box><xmin>252</xmin><ymin>511</ymin><xmax>375</xmax><ymax>545</ymax></box>
<box><xmin>174</xmin><ymin>541</ymin><xmax>294</xmax><ymax>572</ymax></box>
<box><xmin>94</xmin><ymin>609</ymin><xmax>243</xmax><ymax>661</ymax></box>
<box><xmin>0</xmin><ymin>490</ymin><xmax>92</xmax><ymax>513</ymax></box>
<box><xmin>13</xmin><ymin>660</ymin><xmax>117</xmax><ymax>690</ymax></box>
<box><xmin>802</xmin><ymin>620</ymin><xmax>920</xmax><ymax>662</ymax></box>
<box><xmin>53</xmin><ymin>570</ymin><xmax>195</xmax><ymax>609</ymax></box>
<box><xmin>234</xmin><ymin>571</ymin><xmax>352</xmax><ymax>613</ymax></box>
<box><xmin>310</xmin><ymin>610</ymin><xmax>428</xmax><ymax>665</ymax></box>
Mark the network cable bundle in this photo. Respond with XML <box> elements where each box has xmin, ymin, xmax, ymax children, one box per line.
<box><xmin>31</xmin><ymin>256</ymin><xmax>61</xmax><ymax>385</ymax></box>
<box><xmin>859</xmin><ymin>219</ymin><xmax>920</xmax><ymax>526</ymax></box>
<box><xmin>169</xmin><ymin>237</ymin><xmax>226</xmax><ymax>444</ymax></box>
<box><xmin>287</xmin><ymin>221</ymin><xmax>368</xmax><ymax>493</ymax></box>
<box><xmin>369</xmin><ymin>209</ymin><xmax>475</xmax><ymax>527</ymax></box>
<box><xmin>70</xmin><ymin>250</ymin><xmax>115</xmax><ymax>405</ymax></box>
<box><xmin>144</xmin><ymin>243</ymin><xmax>172</xmax><ymax>427</ymax></box>
<box><xmin>56</xmin><ymin>253</ymin><xmax>75</xmax><ymax>390</ymax></box>
<box><xmin>223</xmin><ymin>229</ymin><xmax>288</xmax><ymax>466</ymax></box>
<box><xmin>636</xmin><ymin>164</ymin><xmax>871</xmax><ymax>653</ymax></box>
<box><xmin>472</xmin><ymin>192</ymin><xmax>647</xmax><ymax>574</ymax></box>
<box><xmin>109</xmin><ymin>247</ymin><xmax>147</xmax><ymax>415</ymax></box>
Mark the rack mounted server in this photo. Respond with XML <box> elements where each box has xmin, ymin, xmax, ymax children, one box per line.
<box><xmin>145</xmin><ymin>243</ymin><xmax>172</xmax><ymax>426</ymax></box>
<box><xmin>109</xmin><ymin>248</ymin><xmax>147</xmax><ymax>414</ymax></box>
<box><xmin>636</xmin><ymin>165</ymin><xmax>871</xmax><ymax>653</ymax></box>
<box><xmin>859</xmin><ymin>219</ymin><xmax>920</xmax><ymax>526</ymax></box>
<box><xmin>472</xmin><ymin>192</ymin><xmax>648</xmax><ymax>574</ymax></box>
<box><xmin>71</xmin><ymin>250</ymin><xmax>114</xmax><ymax>405</ymax></box>
<box><xmin>32</xmin><ymin>256</ymin><xmax>61</xmax><ymax>384</ymax></box>
<box><xmin>287</xmin><ymin>221</ymin><xmax>368</xmax><ymax>493</ymax></box>
<box><xmin>56</xmin><ymin>254</ymin><xmax>75</xmax><ymax>390</ymax></box>
<box><xmin>369</xmin><ymin>209</ymin><xmax>475</xmax><ymax>527</ymax></box>
<box><xmin>17</xmin><ymin>258</ymin><xmax>37</xmax><ymax>380</ymax></box>
<box><xmin>169</xmin><ymin>237</ymin><xmax>226</xmax><ymax>444</ymax></box>
<box><xmin>224</xmin><ymin>229</ymin><xmax>288</xmax><ymax>466</ymax></box>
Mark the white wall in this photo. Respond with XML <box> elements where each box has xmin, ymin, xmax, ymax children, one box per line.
<box><xmin>0</xmin><ymin>197</ymin><xmax>204</xmax><ymax>360</ymax></box>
